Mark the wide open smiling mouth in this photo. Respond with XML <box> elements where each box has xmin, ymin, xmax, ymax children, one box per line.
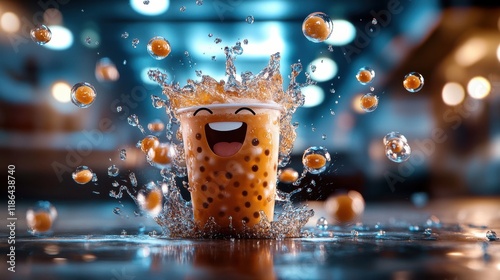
<box><xmin>205</xmin><ymin>122</ymin><xmax>247</xmax><ymax>157</ymax></box>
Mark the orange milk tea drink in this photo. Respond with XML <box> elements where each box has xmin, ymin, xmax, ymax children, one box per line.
<box><xmin>177</xmin><ymin>102</ymin><xmax>281</xmax><ymax>234</ymax></box>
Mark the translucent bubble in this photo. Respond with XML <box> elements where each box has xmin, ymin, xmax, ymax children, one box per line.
<box><xmin>316</xmin><ymin>217</ymin><xmax>328</xmax><ymax>230</ymax></box>
<box><xmin>372</xmin><ymin>18</ymin><xmax>378</xmax><ymax>25</ymax></box>
<box><xmin>208</xmin><ymin>33</ymin><xmax>213</xmax><ymax>37</ymax></box>
<box><xmin>486</xmin><ymin>230</ymin><xmax>498</xmax><ymax>241</ymax></box>
<box><xmin>26</xmin><ymin>201</ymin><xmax>57</xmax><ymax>234</ymax></box>
<box><xmin>328</xmin><ymin>45</ymin><xmax>334</xmax><ymax>52</ymax></box>
<box><xmin>423</xmin><ymin>228</ymin><xmax>432</xmax><ymax>237</ymax></box>
<box><xmin>71</xmin><ymin>82</ymin><xmax>96</xmax><ymax>108</ymax></box>
<box><xmin>383</xmin><ymin>132</ymin><xmax>411</xmax><ymax>163</ymax></box>
<box><xmin>116</xmin><ymin>106</ymin><xmax>122</xmax><ymax>112</ymax></box>
<box><xmin>359</xmin><ymin>92</ymin><xmax>379</xmax><ymax>112</ymax></box>
<box><xmin>108</xmin><ymin>164</ymin><xmax>120</xmax><ymax>177</ymax></box>
<box><xmin>403</xmin><ymin>72</ymin><xmax>424</xmax><ymax>92</ymax></box>
<box><xmin>302</xmin><ymin>12</ymin><xmax>333</xmax><ymax>43</ymax></box>
<box><xmin>325</xmin><ymin>191</ymin><xmax>365</xmax><ymax>224</ymax></box>
<box><xmin>180</xmin><ymin>6</ymin><xmax>186</xmax><ymax>12</ymax></box>
<box><xmin>121</xmin><ymin>32</ymin><xmax>129</xmax><ymax>39</ymax></box>
<box><xmin>356</xmin><ymin>67</ymin><xmax>375</xmax><ymax>85</ymax></box>
<box><xmin>113</xmin><ymin>207</ymin><xmax>121</xmax><ymax>215</ymax></box>
<box><xmin>214</xmin><ymin>38</ymin><xmax>222</xmax><ymax>44</ymax></box>
<box><xmin>195</xmin><ymin>0</ymin><xmax>203</xmax><ymax>6</ymax></box>
<box><xmin>132</xmin><ymin>38</ymin><xmax>140</xmax><ymax>48</ymax></box>
<box><xmin>72</xmin><ymin>166</ymin><xmax>95</xmax><ymax>185</ymax></box>
<box><xmin>147</xmin><ymin>36</ymin><xmax>171</xmax><ymax>60</ymax></box>
<box><xmin>85</xmin><ymin>36</ymin><xmax>92</xmax><ymax>44</ymax></box>
<box><xmin>243</xmin><ymin>39</ymin><xmax>248</xmax><ymax>44</ymax></box>
<box><xmin>30</xmin><ymin>25</ymin><xmax>52</xmax><ymax>45</ymax></box>
<box><xmin>143</xmin><ymin>0</ymin><xmax>150</xmax><ymax>4</ymax></box>
<box><xmin>119</xmin><ymin>149</ymin><xmax>127</xmax><ymax>160</ymax></box>
<box><xmin>137</xmin><ymin>181</ymin><xmax>163</xmax><ymax>216</ymax></box>
<box><xmin>302</xmin><ymin>146</ymin><xmax>331</xmax><ymax>174</ymax></box>
<box><xmin>246</xmin><ymin>15</ymin><xmax>255</xmax><ymax>24</ymax></box>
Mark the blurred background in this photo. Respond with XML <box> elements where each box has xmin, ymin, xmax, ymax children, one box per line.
<box><xmin>0</xmin><ymin>0</ymin><xmax>499</xmax><ymax>204</ymax></box>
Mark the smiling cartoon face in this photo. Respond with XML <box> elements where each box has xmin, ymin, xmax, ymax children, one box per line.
<box><xmin>178</xmin><ymin>103</ymin><xmax>281</xmax><ymax>233</ymax></box>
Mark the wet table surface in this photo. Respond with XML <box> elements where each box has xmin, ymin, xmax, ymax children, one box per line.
<box><xmin>2</xmin><ymin>197</ymin><xmax>500</xmax><ymax>280</ymax></box>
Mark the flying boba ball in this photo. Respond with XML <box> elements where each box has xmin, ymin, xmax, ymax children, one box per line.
<box><xmin>302</xmin><ymin>12</ymin><xmax>333</xmax><ymax>43</ymax></box>
<box><xmin>383</xmin><ymin>131</ymin><xmax>411</xmax><ymax>163</ymax></box>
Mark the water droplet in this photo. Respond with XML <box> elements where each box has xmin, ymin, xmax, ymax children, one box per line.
<box><xmin>246</xmin><ymin>15</ymin><xmax>255</xmax><ymax>24</ymax></box>
<box><xmin>329</xmin><ymin>88</ymin><xmax>336</xmax><ymax>94</ymax></box>
<box><xmin>119</xmin><ymin>149</ymin><xmax>127</xmax><ymax>160</ymax></box>
<box><xmin>121</xmin><ymin>32</ymin><xmax>129</xmax><ymax>39</ymax></box>
<box><xmin>356</xmin><ymin>67</ymin><xmax>375</xmax><ymax>85</ymax></box>
<box><xmin>310</xmin><ymin>65</ymin><xmax>317</xmax><ymax>73</ymax></box>
<box><xmin>195</xmin><ymin>70</ymin><xmax>203</xmax><ymax>77</ymax></box>
<box><xmin>359</xmin><ymin>92</ymin><xmax>379</xmax><ymax>113</ymax></box>
<box><xmin>403</xmin><ymin>72</ymin><xmax>424</xmax><ymax>92</ymax></box>
<box><xmin>409</xmin><ymin>225</ymin><xmax>420</xmax><ymax>232</ymax></box>
<box><xmin>316</xmin><ymin>217</ymin><xmax>328</xmax><ymax>230</ymax></box>
<box><xmin>214</xmin><ymin>38</ymin><xmax>222</xmax><ymax>44</ymax></box>
<box><xmin>129</xmin><ymin>172</ymin><xmax>138</xmax><ymax>187</ymax></box>
<box><xmin>306</xmin><ymin>187</ymin><xmax>313</xmax><ymax>193</ymax></box>
<box><xmin>121</xmin><ymin>229</ymin><xmax>127</xmax><ymax>236</ymax></box>
<box><xmin>321</xmin><ymin>134</ymin><xmax>327</xmax><ymax>140</ymax></box>
<box><xmin>383</xmin><ymin>132</ymin><xmax>411</xmax><ymax>163</ymax></box>
<box><xmin>30</xmin><ymin>25</ymin><xmax>52</xmax><ymax>45</ymax></box>
<box><xmin>112</xmin><ymin>181</ymin><xmax>120</xmax><ymax>188</ymax></box>
<box><xmin>302</xmin><ymin>146</ymin><xmax>331</xmax><ymax>174</ymax></box>
<box><xmin>128</xmin><ymin>114</ymin><xmax>139</xmax><ymax>126</ymax></box>
<box><xmin>423</xmin><ymin>228</ymin><xmax>432</xmax><ymax>236</ymax></box>
<box><xmin>113</xmin><ymin>207</ymin><xmax>121</xmax><ymax>215</ymax></box>
<box><xmin>372</xmin><ymin>18</ymin><xmax>378</xmax><ymax>25</ymax></box>
<box><xmin>123</xmin><ymin>60</ymin><xmax>127</xmax><ymax>65</ymax></box>
<box><xmin>195</xmin><ymin>0</ymin><xmax>203</xmax><ymax>6</ymax></box>
<box><xmin>85</xmin><ymin>36</ymin><xmax>92</xmax><ymax>45</ymax></box>
<box><xmin>232</xmin><ymin>43</ymin><xmax>243</xmax><ymax>55</ymax></box>
<box><xmin>243</xmin><ymin>39</ymin><xmax>248</xmax><ymax>44</ymax></box>
<box><xmin>71</xmin><ymin>82</ymin><xmax>96</xmax><ymax>108</ymax></box>
<box><xmin>116</xmin><ymin>106</ymin><xmax>122</xmax><ymax>112</ymax></box>
<box><xmin>425</xmin><ymin>215</ymin><xmax>441</xmax><ymax>227</ymax></box>
<box><xmin>302</xmin><ymin>12</ymin><xmax>333</xmax><ymax>43</ymax></box>
<box><xmin>179</xmin><ymin>6</ymin><xmax>186</xmax><ymax>12</ymax></box>
<box><xmin>132</xmin><ymin>38</ymin><xmax>140</xmax><ymax>48</ymax></box>
<box><xmin>147</xmin><ymin>36</ymin><xmax>171</xmax><ymax>60</ymax></box>
<box><xmin>143</xmin><ymin>0</ymin><xmax>150</xmax><ymax>5</ymax></box>
<box><xmin>411</xmin><ymin>192</ymin><xmax>428</xmax><ymax>208</ymax></box>
<box><xmin>486</xmin><ymin>230</ymin><xmax>497</xmax><ymax>241</ymax></box>
<box><xmin>211</xmin><ymin>56</ymin><xmax>216</xmax><ymax>61</ymax></box>
<box><xmin>376</xmin><ymin>230</ymin><xmax>386</xmax><ymax>237</ymax></box>
<box><xmin>330</xmin><ymin>109</ymin><xmax>335</xmax><ymax>115</ymax></box>
<box><xmin>370</xmin><ymin>86</ymin><xmax>375</xmax><ymax>92</ymax></box>
<box><xmin>108</xmin><ymin>165</ymin><xmax>119</xmax><ymax>177</ymax></box>
<box><xmin>208</xmin><ymin>33</ymin><xmax>213</xmax><ymax>37</ymax></box>
<box><xmin>351</xmin><ymin>230</ymin><xmax>359</xmax><ymax>237</ymax></box>
<box><xmin>328</xmin><ymin>45</ymin><xmax>334</xmax><ymax>52</ymax></box>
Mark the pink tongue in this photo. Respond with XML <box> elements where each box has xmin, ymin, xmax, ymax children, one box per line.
<box><xmin>213</xmin><ymin>142</ymin><xmax>242</xmax><ymax>157</ymax></box>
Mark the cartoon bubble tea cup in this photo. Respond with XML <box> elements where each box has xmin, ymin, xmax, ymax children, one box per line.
<box><xmin>177</xmin><ymin>103</ymin><xmax>282</xmax><ymax>235</ymax></box>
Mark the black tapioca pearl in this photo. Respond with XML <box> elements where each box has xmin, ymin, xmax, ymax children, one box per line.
<box><xmin>253</xmin><ymin>212</ymin><xmax>260</xmax><ymax>218</ymax></box>
<box><xmin>245</xmin><ymin>202</ymin><xmax>251</xmax><ymax>208</ymax></box>
<box><xmin>263</xmin><ymin>181</ymin><xmax>268</xmax><ymax>187</ymax></box>
<box><xmin>252</xmin><ymin>138</ymin><xmax>259</xmax><ymax>146</ymax></box>
<box><xmin>255</xmin><ymin>157</ymin><xmax>260</xmax><ymax>163</ymax></box>
<box><xmin>200</xmin><ymin>166</ymin><xmax>205</xmax><ymax>172</ymax></box>
<box><xmin>219</xmin><ymin>185</ymin><xmax>225</xmax><ymax>191</ymax></box>
<box><xmin>196</xmin><ymin>133</ymin><xmax>202</xmax><ymax>140</ymax></box>
<box><xmin>207</xmin><ymin>197</ymin><xmax>213</xmax><ymax>203</ymax></box>
<box><xmin>234</xmin><ymin>206</ymin><xmax>240</xmax><ymax>212</ymax></box>
<box><xmin>264</xmin><ymin>172</ymin><xmax>268</xmax><ymax>177</ymax></box>
<box><xmin>265</xmin><ymin>149</ymin><xmax>270</xmax><ymax>156</ymax></box>
<box><xmin>201</xmin><ymin>184</ymin><xmax>208</xmax><ymax>191</ymax></box>
<box><xmin>250</xmin><ymin>183</ymin><xmax>255</xmax><ymax>188</ymax></box>
<box><xmin>242</xmin><ymin>191</ymin><xmax>248</xmax><ymax>196</ymax></box>
<box><xmin>242</xmin><ymin>217</ymin><xmax>249</xmax><ymax>223</ymax></box>
<box><xmin>217</xmin><ymin>193</ymin><xmax>224</xmax><ymax>199</ymax></box>
<box><xmin>202</xmin><ymin>202</ymin><xmax>209</xmax><ymax>209</ymax></box>
<box><xmin>204</xmin><ymin>156</ymin><xmax>209</xmax><ymax>161</ymax></box>
<box><xmin>244</xmin><ymin>156</ymin><xmax>250</xmax><ymax>162</ymax></box>
<box><xmin>257</xmin><ymin>195</ymin><xmax>262</xmax><ymax>201</ymax></box>
<box><xmin>233</xmin><ymin>181</ymin><xmax>240</xmax><ymax>188</ymax></box>
<box><xmin>197</xmin><ymin>147</ymin><xmax>202</xmax><ymax>153</ymax></box>
<box><xmin>225</xmin><ymin>172</ymin><xmax>232</xmax><ymax>179</ymax></box>
<box><xmin>252</xmin><ymin>165</ymin><xmax>258</xmax><ymax>172</ymax></box>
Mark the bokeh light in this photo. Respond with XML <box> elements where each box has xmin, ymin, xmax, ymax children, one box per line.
<box><xmin>302</xmin><ymin>85</ymin><xmax>325</xmax><ymax>108</ymax></box>
<box><xmin>467</xmin><ymin>76</ymin><xmax>491</xmax><ymax>99</ymax></box>
<box><xmin>130</xmin><ymin>0</ymin><xmax>169</xmax><ymax>16</ymax></box>
<box><xmin>442</xmin><ymin>82</ymin><xmax>465</xmax><ymax>106</ymax></box>
<box><xmin>307</xmin><ymin>57</ymin><xmax>338</xmax><ymax>82</ymax></box>
<box><xmin>43</xmin><ymin>25</ymin><xmax>74</xmax><ymax>50</ymax></box>
<box><xmin>51</xmin><ymin>81</ymin><xmax>72</xmax><ymax>103</ymax></box>
<box><xmin>324</xmin><ymin>19</ymin><xmax>356</xmax><ymax>46</ymax></box>
<box><xmin>0</xmin><ymin>12</ymin><xmax>20</xmax><ymax>33</ymax></box>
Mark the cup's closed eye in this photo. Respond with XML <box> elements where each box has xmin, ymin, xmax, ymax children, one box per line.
<box><xmin>235</xmin><ymin>107</ymin><xmax>256</xmax><ymax>115</ymax></box>
<box><xmin>193</xmin><ymin>107</ymin><xmax>213</xmax><ymax>116</ymax></box>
